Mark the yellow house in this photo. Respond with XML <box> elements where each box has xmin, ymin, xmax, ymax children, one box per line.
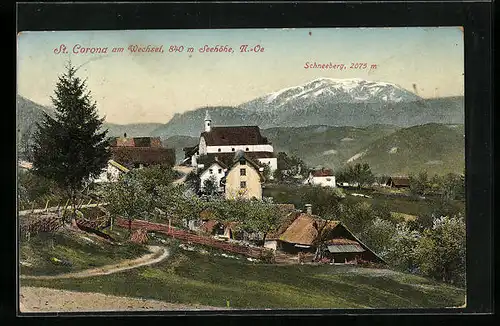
<box><xmin>223</xmin><ymin>151</ymin><xmax>265</xmax><ymax>200</ymax></box>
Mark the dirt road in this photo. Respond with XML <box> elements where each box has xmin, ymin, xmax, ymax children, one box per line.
<box><xmin>19</xmin><ymin>287</ymin><xmax>227</xmax><ymax>312</ymax></box>
<box><xmin>20</xmin><ymin>245</ymin><xmax>169</xmax><ymax>280</ymax></box>
<box><xmin>172</xmin><ymin>165</ymin><xmax>194</xmax><ymax>185</ymax></box>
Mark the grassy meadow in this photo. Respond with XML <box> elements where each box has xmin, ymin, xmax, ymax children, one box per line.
<box><xmin>21</xmin><ymin>235</ymin><xmax>466</xmax><ymax>309</ymax></box>
<box><xmin>19</xmin><ymin>227</ymin><xmax>148</xmax><ymax>276</ymax></box>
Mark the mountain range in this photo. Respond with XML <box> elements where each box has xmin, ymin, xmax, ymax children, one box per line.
<box><xmin>150</xmin><ymin>78</ymin><xmax>464</xmax><ymax>137</ymax></box>
<box><xmin>162</xmin><ymin>123</ymin><xmax>465</xmax><ymax>175</ymax></box>
<box><xmin>16</xmin><ymin>77</ymin><xmax>464</xmax><ymax>174</ymax></box>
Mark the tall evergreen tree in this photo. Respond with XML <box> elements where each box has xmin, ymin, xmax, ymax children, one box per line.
<box><xmin>32</xmin><ymin>61</ymin><xmax>110</xmax><ymax>224</ymax></box>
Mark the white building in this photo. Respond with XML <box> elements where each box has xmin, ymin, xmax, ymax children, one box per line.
<box><xmin>199</xmin><ymin>161</ymin><xmax>227</xmax><ymax>193</ymax></box>
<box><xmin>182</xmin><ymin>112</ymin><xmax>277</xmax><ymax>178</ymax></box>
<box><xmin>93</xmin><ymin>160</ymin><xmax>130</xmax><ymax>183</ymax></box>
<box><xmin>303</xmin><ymin>168</ymin><xmax>336</xmax><ymax>187</ymax></box>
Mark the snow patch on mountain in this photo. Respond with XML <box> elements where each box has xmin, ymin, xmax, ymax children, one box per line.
<box><xmin>260</xmin><ymin>77</ymin><xmax>420</xmax><ymax>108</ymax></box>
<box><xmin>389</xmin><ymin>147</ymin><xmax>398</xmax><ymax>154</ymax></box>
<box><xmin>341</xmin><ymin>137</ymin><xmax>355</xmax><ymax>142</ymax></box>
<box><xmin>322</xmin><ymin>149</ymin><xmax>338</xmax><ymax>156</ymax></box>
<box><xmin>346</xmin><ymin>150</ymin><xmax>367</xmax><ymax>163</ymax></box>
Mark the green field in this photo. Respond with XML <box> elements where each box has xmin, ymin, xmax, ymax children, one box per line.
<box><xmin>19</xmin><ymin>227</ymin><xmax>148</xmax><ymax>276</ymax></box>
<box><xmin>22</xmin><ymin>237</ymin><xmax>466</xmax><ymax>309</ymax></box>
<box><xmin>264</xmin><ymin>184</ymin><xmax>465</xmax><ymax>218</ymax></box>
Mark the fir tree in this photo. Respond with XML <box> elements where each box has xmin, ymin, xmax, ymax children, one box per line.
<box><xmin>32</xmin><ymin>61</ymin><xmax>110</xmax><ymax>224</ymax></box>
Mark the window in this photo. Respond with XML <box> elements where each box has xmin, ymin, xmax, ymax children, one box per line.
<box><xmin>209</xmin><ymin>169</ymin><xmax>213</xmax><ymax>174</ymax></box>
<box><xmin>245</xmin><ymin>148</ymin><xmax>249</xmax><ymax>151</ymax></box>
<box><xmin>232</xmin><ymin>148</ymin><xmax>235</xmax><ymax>152</ymax></box>
<box><xmin>240</xmin><ymin>168</ymin><xmax>246</xmax><ymax>176</ymax></box>
<box><xmin>240</xmin><ymin>181</ymin><xmax>247</xmax><ymax>189</ymax></box>
<box><xmin>218</xmin><ymin>148</ymin><xmax>221</xmax><ymax>152</ymax></box>
<box><xmin>326</xmin><ymin>178</ymin><xmax>331</xmax><ymax>181</ymax></box>
<box><xmin>240</xmin><ymin>160</ymin><xmax>246</xmax><ymax>165</ymax></box>
<box><xmin>218</xmin><ymin>169</ymin><xmax>222</xmax><ymax>174</ymax></box>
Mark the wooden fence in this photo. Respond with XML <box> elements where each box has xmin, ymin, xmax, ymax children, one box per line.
<box><xmin>115</xmin><ymin>218</ymin><xmax>271</xmax><ymax>259</ymax></box>
<box><xmin>19</xmin><ymin>214</ymin><xmax>63</xmax><ymax>237</ymax></box>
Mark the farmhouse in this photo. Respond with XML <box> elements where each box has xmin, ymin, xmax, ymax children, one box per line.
<box><xmin>303</xmin><ymin>168</ymin><xmax>336</xmax><ymax>187</ymax></box>
<box><xmin>264</xmin><ymin>205</ymin><xmax>385</xmax><ymax>264</ymax></box>
<box><xmin>222</xmin><ymin>151</ymin><xmax>266</xmax><ymax>200</ymax></box>
<box><xmin>385</xmin><ymin>176</ymin><xmax>410</xmax><ymax>188</ymax></box>
<box><xmin>198</xmin><ymin>159</ymin><xmax>227</xmax><ymax>194</ymax></box>
<box><xmin>109</xmin><ymin>134</ymin><xmax>176</xmax><ymax>169</ymax></box>
<box><xmin>198</xmin><ymin>204</ymin><xmax>296</xmax><ymax>243</ymax></box>
<box><xmin>182</xmin><ymin>112</ymin><xmax>277</xmax><ymax>178</ymax></box>
<box><xmin>199</xmin><ymin>218</ymin><xmax>242</xmax><ymax>240</ymax></box>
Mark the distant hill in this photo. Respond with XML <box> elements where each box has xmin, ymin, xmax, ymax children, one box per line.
<box><xmin>16</xmin><ymin>95</ymin><xmax>55</xmax><ymax>158</ymax></box>
<box><xmin>162</xmin><ymin>135</ymin><xmax>199</xmax><ymax>163</ymax></box>
<box><xmin>150</xmin><ymin>78</ymin><xmax>464</xmax><ymax>137</ymax></box>
<box><xmin>343</xmin><ymin>123</ymin><xmax>465</xmax><ymax>175</ymax></box>
<box><xmin>260</xmin><ymin>124</ymin><xmax>399</xmax><ymax>170</ymax></box>
<box><xmin>16</xmin><ymin>94</ymin><xmax>162</xmax><ymax>158</ymax></box>
<box><xmin>17</xmin><ymin>90</ymin><xmax>465</xmax><ymax>175</ymax></box>
<box><xmin>164</xmin><ymin>123</ymin><xmax>465</xmax><ymax>175</ymax></box>
<box><xmin>104</xmin><ymin>123</ymin><xmax>164</xmax><ymax>138</ymax></box>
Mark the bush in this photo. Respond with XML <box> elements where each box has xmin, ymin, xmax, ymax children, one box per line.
<box><xmin>384</xmin><ymin>223</ymin><xmax>421</xmax><ymax>273</ymax></box>
<box><xmin>358</xmin><ymin>217</ymin><xmax>397</xmax><ymax>257</ymax></box>
<box><xmin>18</xmin><ymin>170</ymin><xmax>65</xmax><ymax>210</ymax></box>
<box><xmin>259</xmin><ymin>249</ymin><xmax>275</xmax><ymax>263</ymax></box>
<box><xmin>414</xmin><ymin>215</ymin><xmax>466</xmax><ymax>286</ymax></box>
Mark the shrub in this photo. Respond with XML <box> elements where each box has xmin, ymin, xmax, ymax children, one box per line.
<box><xmin>259</xmin><ymin>249</ymin><xmax>275</xmax><ymax>263</ymax></box>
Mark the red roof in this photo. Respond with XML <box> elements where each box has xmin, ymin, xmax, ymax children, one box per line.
<box><xmin>201</xmin><ymin>126</ymin><xmax>270</xmax><ymax>146</ymax></box>
<box><xmin>311</xmin><ymin>169</ymin><xmax>334</xmax><ymax>177</ymax></box>
<box><xmin>110</xmin><ymin>147</ymin><xmax>175</xmax><ymax>166</ymax></box>
<box><xmin>110</xmin><ymin>137</ymin><xmax>162</xmax><ymax>148</ymax></box>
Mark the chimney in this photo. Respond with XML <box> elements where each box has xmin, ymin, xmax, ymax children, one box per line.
<box><xmin>124</xmin><ymin>132</ymin><xmax>127</xmax><ymax>138</ymax></box>
<box><xmin>305</xmin><ymin>204</ymin><xmax>312</xmax><ymax>215</ymax></box>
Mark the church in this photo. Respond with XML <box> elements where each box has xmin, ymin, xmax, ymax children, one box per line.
<box><xmin>182</xmin><ymin>112</ymin><xmax>278</xmax><ymax>179</ymax></box>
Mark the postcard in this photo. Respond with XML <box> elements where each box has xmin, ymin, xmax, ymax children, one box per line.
<box><xmin>17</xmin><ymin>27</ymin><xmax>466</xmax><ymax>313</ymax></box>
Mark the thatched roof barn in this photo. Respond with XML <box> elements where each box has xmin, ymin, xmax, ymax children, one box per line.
<box><xmin>264</xmin><ymin>209</ymin><xmax>386</xmax><ymax>265</ymax></box>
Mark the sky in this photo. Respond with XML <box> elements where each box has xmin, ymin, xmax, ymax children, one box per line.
<box><xmin>17</xmin><ymin>27</ymin><xmax>464</xmax><ymax>124</ymax></box>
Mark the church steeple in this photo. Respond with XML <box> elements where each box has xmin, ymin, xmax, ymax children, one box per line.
<box><xmin>204</xmin><ymin>111</ymin><xmax>212</xmax><ymax>132</ymax></box>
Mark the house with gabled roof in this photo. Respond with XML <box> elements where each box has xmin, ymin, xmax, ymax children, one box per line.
<box><xmin>109</xmin><ymin>134</ymin><xmax>175</xmax><ymax>169</ymax></box>
<box><xmin>198</xmin><ymin>159</ymin><xmax>228</xmax><ymax>194</ymax></box>
<box><xmin>182</xmin><ymin>112</ymin><xmax>277</xmax><ymax>178</ymax></box>
<box><xmin>385</xmin><ymin>176</ymin><xmax>410</xmax><ymax>188</ymax></box>
<box><xmin>264</xmin><ymin>205</ymin><xmax>385</xmax><ymax>265</ymax></box>
<box><xmin>222</xmin><ymin>151</ymin><xmax>266</xmax><ymax>200</ymax></box>
<box><xmin>303</xmin><ymin>168</ymin><xmax>336</xmax><ymax>187</ymax></box>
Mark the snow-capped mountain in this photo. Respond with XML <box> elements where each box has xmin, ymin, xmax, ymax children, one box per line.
<box><xmin>149</xmin><ymin>78</ymin><xmax>463</xmax><ymax>137</ymax></box>
<box><xmin>240</xmin><ymin>78</ymin><xmax>422</xmax><ymax>113</ymax></box>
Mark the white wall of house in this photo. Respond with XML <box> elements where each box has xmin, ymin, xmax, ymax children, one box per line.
<box><xmin>198</xmin><ymin>137</ymin><xmax>208</xmax><ymax>155</ymax></box>
<box><xmin>264</xmin><ymin>240</ymin><xmax>278</xmax><ymax>251</ymax></box>
<box><xmin>205</xmin><ymin>144</ymin><xmax>274</xmax><ymax>154</ymax></box>
<box><xmin>199</xmin><ymin>162</ymin><xmax>226</xmax><ymax>192</ymax></box>
<box><xmin>304</xmin><ymin>175</ymin><xmax>337</xmax><ymax>187</ymax></box>
<box><xmin>191</xmin><ymin>153</ymin><xmax>199</xmax><ymax>167</ymax></box>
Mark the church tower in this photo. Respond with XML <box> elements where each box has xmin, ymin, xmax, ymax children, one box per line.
<box><xmin>204</xmin><ymin>111</ymin><xmax>212</xmax><ymax>132</ymax></box>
